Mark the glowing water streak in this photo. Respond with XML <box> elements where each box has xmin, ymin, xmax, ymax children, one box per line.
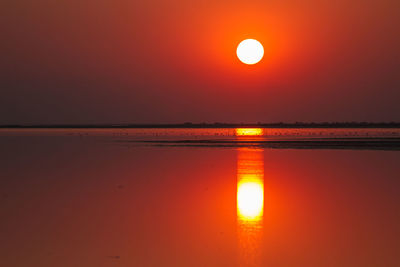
<box><xmin>237</xmin><ymin>147</ymin><xmax>264</xmax><ymax>267</ymax></box>
<box><xmin>235</xmin><ymin>128</ymin><xmax>264</xmax><ymax>137</ymax></box>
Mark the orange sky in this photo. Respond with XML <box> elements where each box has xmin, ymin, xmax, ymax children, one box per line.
<box><xmin>1</xmin><ymin>0</ymin><xmax>399</xmax><ymax>123</ymax></box>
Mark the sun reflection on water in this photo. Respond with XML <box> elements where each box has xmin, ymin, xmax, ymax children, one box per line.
<box><xmin>237</xmin><ymin>146</ymin><xmax>264</xmax><ymax>267</ymax></box>
<box><xmin>237</xmin><ymin>176</ymin><xmax>264</xmax><ymax>220</ymax></box>
<box><xmin>235</xmin><ymin>128</ymin><xmax>264</xmax><ymax>136</ymax></box>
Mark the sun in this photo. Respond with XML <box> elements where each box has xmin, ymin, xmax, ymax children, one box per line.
<box><xmin>236</xmin><ymin>39</ymin><xmax>264</xmax><ymax>65</ymax></box>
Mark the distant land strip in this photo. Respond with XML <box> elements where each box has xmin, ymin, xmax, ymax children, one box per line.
<box><xmin>1</xmin><ymin>122</ymin><xmax>400</xmax><ymax>128</ymax></box>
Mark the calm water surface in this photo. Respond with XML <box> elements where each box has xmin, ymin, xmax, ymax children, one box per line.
<box><xmin>0</xmin><ymin>128</ymin><xmax>399</xmax><ymax>266</ymax></box>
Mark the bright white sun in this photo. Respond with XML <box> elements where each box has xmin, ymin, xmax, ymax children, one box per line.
<box><xmin>236</xmin><ymin>39</ymin><xmax>264</xmax><ymax>65</ymax></box>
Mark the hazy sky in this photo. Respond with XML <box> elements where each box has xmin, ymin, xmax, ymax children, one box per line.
<box><xmin>1</xmin><ymin>0</ymin><xmax>399</xmax><ymax>124</ymax></box>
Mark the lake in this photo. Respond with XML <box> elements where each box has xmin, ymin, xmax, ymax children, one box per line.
<box><xmin>0</xmin><ymin>128</ymin><xmax>399</xmax><ymax>266</ymax></box>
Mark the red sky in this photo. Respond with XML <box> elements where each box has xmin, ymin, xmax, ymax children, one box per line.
<box><xmin>1</xmin><ymin>0</ymin><xmax>399</xmax><ymax>124</ymax></box>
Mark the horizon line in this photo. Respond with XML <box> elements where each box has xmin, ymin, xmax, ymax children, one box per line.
<box><xmin>1</xmin><ymin>122</ymin><xmax>400</xmax><ymax>129</ymax></box>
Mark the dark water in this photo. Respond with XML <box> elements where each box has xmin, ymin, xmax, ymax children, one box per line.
<box><xmin>0</xmin><ymin>128</ymin><xmax>399</xmax><ymax>267</ymax></box>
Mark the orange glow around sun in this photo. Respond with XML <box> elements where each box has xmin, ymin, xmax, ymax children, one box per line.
<box><xmin>235</xmin><ymin>128</ymin><xmax>264</xmax><ymax>136</ymax></box>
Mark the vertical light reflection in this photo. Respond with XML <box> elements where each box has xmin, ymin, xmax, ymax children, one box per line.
<box><xmin>237</xmin><ymin>147</ymin><xmax>264</xmax><ymax>267</ymax></box>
